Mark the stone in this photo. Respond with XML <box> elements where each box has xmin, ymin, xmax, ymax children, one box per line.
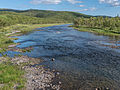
<box><xmin>59</xmin><ymin>81</ymin><xmax>62</xmax><ymax>84</ymax></box>
<box><xmin>106</xmin><ymin>88</ymin><xmax>110</xmax><ymax>90</ymax></box>
<box><xmin>56</xmin><ymin>72</ymin><xmax>60</xmax><ymax>75</ymax></box>
<box><xmin>96</xmin><ymin>88</ymin><xmax>100</xmax><ymax>90</ymax></box>
<box><xmin>51</xmin><ymin>58</ymin><xmax>55</xmax><ymax>61</ymax></box>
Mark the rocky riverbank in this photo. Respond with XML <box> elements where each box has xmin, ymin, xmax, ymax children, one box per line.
<box><xmin>0</xmin><ymin>56</ymin><xmax>61</xmax><ymax>90</ymax></box>
<box><xmin>14</xmin><ymin>56</ymin><xmax>61</xmax><ymax>90</ymax></box>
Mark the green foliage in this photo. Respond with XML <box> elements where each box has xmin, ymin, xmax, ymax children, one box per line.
<box><xmin>73</xmin><ymin>16</ymin><xmax>120</xmax><ymax>34</ymax></box>
<box><xmin>0</xmin><ymin>33</ymin><xmax>14</xmax><ymax>53</ymax></box>
<box><xmin>5</xmin><ymin>40</ymin><xmax>14</xmax><ymax>44</ymax></box>
<box><xmin>0</xmin><ymin>14</ymin><xmax>51</xmax><ymax>28</ymax></box>
<box><xmin>0</xmin><ymin>9</ymin><xmax>91</xmax><ymax>25</ymax></box>
<box><xmin>0</xmin><ymin>14</ymin><xmax>65</xmax><ymax>28</ymax></box>
<box><xmin>21</xmin><ymin>10</ymin><xmax>91</xmax><ymax>23</ymax></box>
<box><xmin>0</xmin><ymin>62</ymin><xmax>25</xmax><ymax>90</ymax></box>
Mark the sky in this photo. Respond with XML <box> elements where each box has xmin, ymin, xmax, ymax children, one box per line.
<box><xmin>0</xmin><ymin>0</ymin><xmax>120</xmax><ymax>16</ymax></box>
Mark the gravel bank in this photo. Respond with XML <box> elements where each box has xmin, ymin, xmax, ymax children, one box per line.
<box><xmin>1</xmin><ymin>56</ymin><xmax>61</xmax><ymax>90</ymax></box>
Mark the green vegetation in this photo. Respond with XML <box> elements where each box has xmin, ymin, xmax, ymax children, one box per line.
<box><xmin>0</xmin><ymin>9</ymin><xmax>91</xmax><ymax>25</ymax></box>
<box><xmin>0</xmin><ymin>58</ymin><xmax>25</xmax><ymax>90</ymax></box>
<box><xmin>20</xmin><ymin>9</ymin><xmax>91</xmax><ymax>22</ymax></box>
<box><xmin>0</xmin><ymin>34</ymin><xmax>14</xmax><ymax>53</ymax></box>
<box><xmin>0</xmin><ymin>14</ymin><xmax>64</xmax><ymax>28</ymax></box>
<box><xmin>73</xmin><ymin>16</ymin><xmax>120</xmax><ymax>36</ymax></box>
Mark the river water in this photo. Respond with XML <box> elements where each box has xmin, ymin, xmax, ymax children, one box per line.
<box><xmin>8</xmin><ymin>24</ymin><xmax>120</xmax><ymax>90</ymax></box>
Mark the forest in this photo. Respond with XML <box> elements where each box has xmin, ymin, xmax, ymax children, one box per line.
<box><xmin>0</xmin><ymin>13</ymin><xmax>66</xmax><ymax>28</ymax></box>
<box><xmin>73</xmin><ymin>16</ymin><xmax>120</xmax><ymax>35</ymax></box>
<box><xmin>0</xmin><ymin>9</ymin><xmax>91</xmax><ymax>28</ymax></box>
<box><xmin>1</xmin><ymin>9</ymin><xmax>120</xmax><ymax>35</ymax></box>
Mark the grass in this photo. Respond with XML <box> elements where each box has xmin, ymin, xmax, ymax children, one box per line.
<box><xmin>0</xmin><ymin>59</ymin><xmax>25</xmax><ymax>90</ymax></box>
<box><xmin>0</xmin><ymin>34</ymin><xmax>14</xmax><ymax>53</ymax></box>
<box><xmin>3</xmin><ymin>24</ymin><xmax>62</xmax><ymax>35</ymax></box>
<box><xmin>72</xmin><ymin>25</ymin><xmax>120</xmax><ymax>36</ymax></box>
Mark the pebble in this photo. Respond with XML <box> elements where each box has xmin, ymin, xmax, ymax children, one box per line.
<box><xmin>52</xmin><ymin>70</ymin><xmax>55</xmax><ymax>72</ymax></box>
<box><xmin>96</xmin><ymin>88</ymin><xmax>100</xmax><ymax>90</ymax></box>
<box><xmin>56</xmin><ymin>72</ymin><xmax>60</xmax><ymax>75</ymax></box>
<box><xmin>59</xmin><ymin>81</ymin><xmax>62</xmax><ymax>84</ymax></box>
<box><xmin>106</xmin><ymin>88</ymin><xmax>110</xmax><ymax>90</ymax></box>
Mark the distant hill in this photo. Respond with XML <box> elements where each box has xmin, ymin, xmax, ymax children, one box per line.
<box><xmin>0</xmin><ymin>9</ymin><xmax>24</xmax><ymax>12</ymax></box>
<box><xmin>0</xmin><ymin>9</ymin><xmax>91</xmax><ymax>22</ymax></box>
<box><xmin>0</xmin><ymin>9</ymin><xmax>112</xmax><ymax>28</ymax></box>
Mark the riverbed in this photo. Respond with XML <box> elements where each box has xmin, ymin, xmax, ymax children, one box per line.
<box><xmin>7</xmin><ymin>24</ymin><xmax>120</xmax><ymax>90</ymax></box>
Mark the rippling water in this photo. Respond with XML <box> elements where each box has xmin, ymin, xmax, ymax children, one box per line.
<box><xmin>8</xmin><ymin>24</ymin><xmax>120</xmax><ymax>89</ymax></box>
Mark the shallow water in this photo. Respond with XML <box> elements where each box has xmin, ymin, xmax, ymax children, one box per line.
<box><xmin>8</xmin><ymin>24</ymin><xmax>120</xmax><ymax>89</ymax></box>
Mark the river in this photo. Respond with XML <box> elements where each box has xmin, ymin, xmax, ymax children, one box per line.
<box><xmin>7</xmin><ymin>24</ymin><xmax>120</xmax><ymax>90</ymax></box>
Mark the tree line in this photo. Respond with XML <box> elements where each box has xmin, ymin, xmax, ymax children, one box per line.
<box><xmin>0</xmin><ymin>14</ymin><xmax>67</xmax><ymax>28</ymax></box>
<box><xmin>73</xmin><ymin>16</ymin><xmax>120</xmax><ymax>33</ymax></box>
<box><xmin>0</xmin><ymin>9</ymin><xmax>91</xmax><ymax>28</ymax></box>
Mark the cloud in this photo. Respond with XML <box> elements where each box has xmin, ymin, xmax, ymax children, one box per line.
<box><xmin>79</xmin><ymin>5</ymin><xmax>85</xmax><ymax>7</ymax></box>
<box><xmin>74</xmin><ymin>7</ymin><xmax>97</xmax><ymax>12</ymax></box>
<box><xmin>74</xmin><ymin>9</ymin><xmax>88</xmax><ymax>12</ymax></box>
<box><xmin>30</xmin><ymin>0</ymin><xmax>83</xmax><ymax>4</ymax></box>
<box><xmin>30</xmin><ymin>0</ymin><xmax>62</xmax><ymax>4</ymax></box>
<box><xmin>67</xmin><ymin>0</ymin><xmax>83</xmax><ymax>4</ymax></box>
<box><xmin>99</xmin><ymin>0</ymin><xmax>120</xmax><ymax>6</ymax></box>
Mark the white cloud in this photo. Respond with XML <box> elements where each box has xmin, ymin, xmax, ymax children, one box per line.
<box><xmin>30</xmin><ymin>0</ymin><xmax>83</xmax><ymax>4</ymax></box>
<box><xmin>67</xmin><ymin>0</ymin><xmax>83</xmax><ymax>4</ymax></box>
<box><xmin>30</xmin><ymin>0</ymin><xmax>62</xmax><ymax>4</ymax></box>
<box><xmin>99</xmin><ymin>0</ymin><xmax>120</xmax><ymax>6</ymax></box>
<box><xmin>74</xmin><ymin>7</ymin><xmax>97</xmax><ymax>12</ymax></box>
<box><xmin>74</xmin><ymin>9</ymin><xmax>88</xmax><ymax>12</ymax></box>
<box><xmin>80</xmin><ymin>9</ymin><xmax>89</xmax><ymax>11</ymax></box>
<box><xmin>79</xmin><ymin>5</ymin><xmax>85</xmax><ymax>7</ymax></box>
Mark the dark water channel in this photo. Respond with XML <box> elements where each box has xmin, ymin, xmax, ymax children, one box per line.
<box><xmin>8</xmin><ymin>24</ymin><xmax>120</xmax><ymax>90</ymax></box>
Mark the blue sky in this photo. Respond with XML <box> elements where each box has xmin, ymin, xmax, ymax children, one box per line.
<box><xmin>0</xmin><ymin>0</ymin><xmax>120</xmax><ymax>16</ymax></box>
